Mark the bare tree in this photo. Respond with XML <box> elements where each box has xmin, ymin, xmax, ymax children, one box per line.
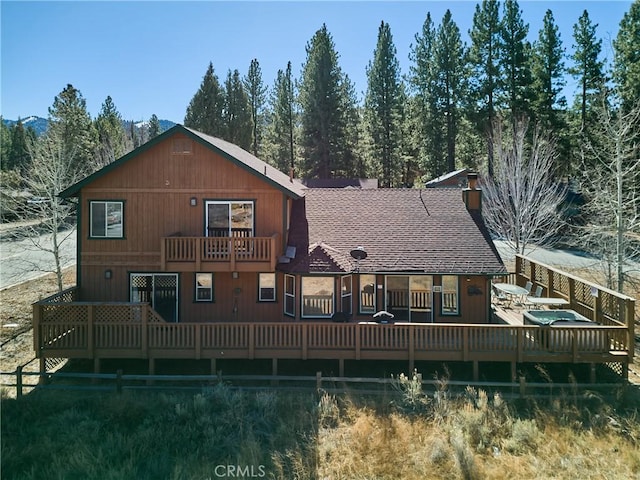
<box><xmin>21</xmin><ymin>129</ymin><xmax>86</xmax><ymax>292</ymax></box>
<box><xmin>579</xmin><ymin>100</ymin><xmax>640</xmax><ymax>292</ymax></box>
<box><xmin>480</xmin><ymin>117</ymin><xmax>567</xmax><ymax>255</ymax></box>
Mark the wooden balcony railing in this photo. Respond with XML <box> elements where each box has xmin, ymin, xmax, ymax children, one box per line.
<box><xmin>33</xmin><ymin>302</ymin><xmax>631</xmax><ymax>366</ymax></box>
<box><xmin>160</xmin><ymin>233</ymin><xmax>280</xmax><ymax>272</ymax></box>
<box><xmin>515</xmin><ymin>254</ymin><xmax>636</xmax><ymax>357</ymax></box>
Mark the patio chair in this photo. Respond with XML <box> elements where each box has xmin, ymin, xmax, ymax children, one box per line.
<box><xmin>525</xmin><ymin>286</ymin><xmax>544</xmax><ymax>308</ymax></box>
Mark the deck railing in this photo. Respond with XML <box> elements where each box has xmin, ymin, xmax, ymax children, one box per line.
<box><xmin>515</xmin><ymin>255</ymin><xmax>636</xmax><ymax>357</ymax></box>
<box><xmin>33</xmin><ymin>302</ymin><xmax>630</xmax><ymax>365</ymax></box>
<box><xmin>161</xmin><ymin>234</ymin><xmax>279</xmax><ymax>270</ymax></box>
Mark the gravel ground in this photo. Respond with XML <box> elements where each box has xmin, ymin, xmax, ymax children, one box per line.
<box><xmin>0</xmin><ymin>267</ymin><xmax>75</xmax><ymax>397</ymax></box>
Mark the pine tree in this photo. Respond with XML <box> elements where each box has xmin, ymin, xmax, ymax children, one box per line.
<box><xmin>569</xmin><ymin>10</ymin><xmax>605</xmax><ymax>133</ymax></box>
<box><xmin>530</xmin><ymin>10</ymin><xmax>566</xmax><ymax>132</ymax></box>
<box><xmin>265</xmin><ymin>62</ymin><xmax>297</xmax><ymax>173</ymax></box>
<box><xmin>148</xmin><ymin>114</ymin><xmax>162</xmax><ymax>139</ymax></box>
<box><xmin>434</xmin><ymin>10</ymin><xmax>467</xmax><ymax>173</ymax></box>
<box><xmin>95</xmin><ymin>96</ymin><xmax>127</xmax><ymax>166</ymax></box>
<box><xmin>364</xmin><ymin>21</ymin><xmax>403</xmax><ymax>187</ymax></box>
<box><xmin>409</xmin><ymin>13</ymin><xmax>444</xmax><ymax>179</ymax></box>
<box><xmin>184</xmin><ymin>62</ymin><xmax>224</xmax><ymax>136</ymax></box>
<box><xmin>5</xmin><ymin>120</ymin><xmax>35</xmax><ymax>174</ymax></box>
<box><xmin>0</xmin><ymin>118</ymin><xmax>12</xmax><ymax>171</ymax></box>
<box><xmin>47</xmin><ymin>84</ymin><xmax>98</xmax><ymax>174</ymax></box>
<box><xmin>499</xmin><ymin>0</ymin><xmax>532</xmax><ymax>124</ymax></box>
<box><xmin>298</xmin><ymin>24</ymin><xmax>358</xmax><ymax>179</ymax></box>
<box><xmin>223</xmin><ymin>69</ymin><xmax>252</xmax><ymax>150</ymax></box>
<box><xmin>244</xmin><ymin>59</ymin><xmax>268</xmax><ymax>156</ymax></box>
<box><xmin>613</xmin><ymin>0</ymin><xmax>640</xmax><ymax>112</ymax></box>
<box><xmin>468</xmin><ymin>0</ymin><xmax>502</xmax><ymax>177</ymax></box>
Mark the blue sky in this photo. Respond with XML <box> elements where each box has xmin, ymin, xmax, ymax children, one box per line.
<box><xmin>1</xmin><ymin>1</ymin><xmax>632</xmax><ymax>123</ymax></box>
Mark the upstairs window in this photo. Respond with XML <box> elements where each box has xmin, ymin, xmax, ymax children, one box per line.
<box><xmin>90</xmin><ymin>201</ymin><xmax>123</xmax><ymax>238</ymax></box>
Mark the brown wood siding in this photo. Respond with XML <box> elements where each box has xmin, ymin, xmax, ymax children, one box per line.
<box><xmin>79</xmin><ymin>133</ymin><xmax>288</xmax><ymax>306</ymax></box>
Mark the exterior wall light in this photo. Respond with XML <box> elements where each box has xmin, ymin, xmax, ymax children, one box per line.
<box><xmin>190</xmin><ymin>197</ymin><xmax>198</xmax><ymax>206</ymax></box>
<box><xmin>105</xmin><ymin>269</ymin><xmax>113</xmax><ymax>280</ymax></box>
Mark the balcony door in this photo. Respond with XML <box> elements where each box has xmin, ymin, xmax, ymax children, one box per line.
<box><xmin>130</xmin><ymin>273</ymin><xmax>179</xmax><ymax>322</ymax></box>
<box><xmin>205</xmin><ymin>201</ymin><xmax>254</xmax><ymax>238</ymax></box>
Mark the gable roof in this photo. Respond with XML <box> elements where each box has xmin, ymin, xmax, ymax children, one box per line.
<box><xmin>59</xmin><ymin>124</ymin><xmax>306</xmax><ymax>199</ymax></box>
<box><xmin>280</xmin><ymin>188</ymin><xmax>506</xmax><ymax>275</ymax></box>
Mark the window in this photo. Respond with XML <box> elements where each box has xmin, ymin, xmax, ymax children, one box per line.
<box><xmin>205</xmin><ymin>200</ymin><xmax>254</xmax><ymax>237</ymax></box>
<box><xmin>359</xmin><ymin>274</ymin><xmax>376</xmax><ymax>314</ymax></box>
<box><xmin>258</xmin><ymin>273</ymin><xmax>276</xmax><ymax>301</ymax></box>
<box><xmin>341</xmin><ymin>275</ymin><xmax>352</xmax><ymax>314</ymax></box>
<box><xmin>90</xmin><ymin>201</ymin><xmax>123</xmax><ymax>238</ymax></box>
<box><xmin>441</xmin><ymin>275</ymin><xmax>459</xmax><ymax>315</ymax></box>
<box><xmin>284</xmin><ymin>274</ymin><xmax>295</xmax><ymax>317</ymax></box>
<box><xmin>195</xmin><ymin>273</ymin><xmax>214</xmax><ymax>302</ymax></box>
<box><xmin>302</xmin><ymin>276</ymin><xmax>334</xmax><ymax>318</ymax></box>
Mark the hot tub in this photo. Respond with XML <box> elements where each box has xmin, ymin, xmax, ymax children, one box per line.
<box><xmin>523</xmin><ymin>310</ymin><xmax>604</xmax><ymax>351</ymax></box>
<box><xmin>523</xmin><ymin>309</ymin><xmax>594</xmax><ymax>326</ymax></box>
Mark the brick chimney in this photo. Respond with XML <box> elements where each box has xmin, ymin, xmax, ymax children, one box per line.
<box><xmin>462</xmin><ymin>172</ymin><xmax>481</xmax><ymax>211</ymax></box>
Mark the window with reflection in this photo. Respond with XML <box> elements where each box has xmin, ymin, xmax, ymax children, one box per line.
<box><xmin>301</xmin><ymin>276</ymin><xmax>334</xmax><ymax>318</ymax></box>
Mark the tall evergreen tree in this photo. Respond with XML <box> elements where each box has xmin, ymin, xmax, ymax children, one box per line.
<box><xmin>530</xmin><ymin>10</ymin><xmax>566</xmax><ymax>132</ymax></box>
<box><xmin>266</xmin><ymin>62</ymin><xmax>297</xmax><ymax>173</ymax></box>
<box><xmin>409</xmin><ymin>13</ymin><xmax>444</xmax><ymax>179</ymax></box>
<box><xmin>184</xmin><ymin>62</ymin><xmax>225</xmax><ymax>136</ymax></box>
<box><xmin>613</xmin><ymin>0</ymin><xmax>640</xmax><ymax>112</ymax></box>
<box><xmin>223</xmin><ymin>69</ymin><xmax>252</xmax><ymax>150</ymax></box>
<box><xmin>499</xmin><ymin>0</ymin><xmax>532</xmax><ymax>124</ymax></box>
<box><xmin>0</xmin><ymin>118</ymin><xmax>12</xmax><ymax>171</ymax></box>
<box><xmin>569</xmin><ymin>10</ymin><xmax>605</xmax><ymax>133</ymax></box>
<box><xmin>148</xmin><ymin>114</ymin><xmax>162</xmax><ymax>139</ymax></box>
<box><xmin>468</xmin><ymin>0</ymin><xmax>501</xmax><ymax>177</ymax></box>
<box><xmin>364</xmin><ymin>21</ymin><xmax>403</xmax><ymax>187</ymax></box>
<box><xmin>298</xmin><ymin>24</ymin><xmax>358</xmax><ymax>179</ymax></box>
<box><xmin>5</xmin><ymin>120</ymin><xmax>35</xmax><ymax>174</ymax></box>
<box><xmin>47</xmin><ymin>84</ymin><xmax>98</xmax><ymax>174</ymax></box>
<box><xmin>434</xmin><ymin>10</ymin><xmax>466</xmax><ymax>173</ymax></box>
<box><xmin>95</xmin><ymin>96</ymin><xmax>127</xmax><ymax>166</ymax></box>
<box><xmin>244</xmin><ymin>59</ymin><xmax>268</xmax><ymax>157</ymax></box>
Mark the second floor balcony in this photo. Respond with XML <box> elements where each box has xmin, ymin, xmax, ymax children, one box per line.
<box><xmin>161</xmin><ymin>233</ymin><xmax>280</xmax><ymax>272</ymax></box>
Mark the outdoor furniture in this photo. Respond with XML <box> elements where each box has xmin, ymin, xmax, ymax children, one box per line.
<box><xmin>493</xmin><ymin>283</ymin><xmax>530</xmax><ymax>307</ymax></box>
<box><xmin>526</xmin><ymin>297</ymin><xmax>569</xmax><ymax>309</ymax></box>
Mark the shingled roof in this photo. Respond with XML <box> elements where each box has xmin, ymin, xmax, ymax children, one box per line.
<box><xmin>280</xmin><ymin>188</ymin><xmax>506</xmax><ymax>275</ymax></box>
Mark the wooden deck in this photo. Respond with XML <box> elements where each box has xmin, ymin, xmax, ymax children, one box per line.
<box><xmin>32</xmin><ymin>255</ymin><xmax>635</xmax><ymax>381</ymax></box>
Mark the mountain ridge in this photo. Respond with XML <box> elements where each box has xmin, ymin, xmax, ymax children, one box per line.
<box><xmin>2</xmin><ymin>116</ymin><xmax>177</xmax><ymax>136</ymax></box>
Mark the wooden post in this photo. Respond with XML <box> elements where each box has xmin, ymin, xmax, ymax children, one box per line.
<box><xmin>32</xmin><ymin>303</ymin><xmax>41</xmax><ymax>353</ymax></box>
<box><xmin>408</xmin><ymin>326</ymin><xmax>415</xmax><ymax>374</ymax></box>
<box><xmin>302</xmin><ymin>323</ymin><xmax>308</xmax><ymax>360</ymax></box>
<box><xmin>472</xmin><ymin>360</ymin><xmax>479</xmax><ymax>382</ymax></box>
<box><xmin>160</xmin><ymin>238</ymin><xmax>166</xmax><ymax>270</ymax></box>
<box><xmin>625</xmin><ymin>298</ymin><xmax>635</xmax><ymax>358</ymax></box>
<box><xmin>271</xmin><ymin>358</ymin><xmax>278</xmax><ymax>386</ymax></box>
<box><xmin>195</xmin><ymin>324</ymin><xmax>201</xmax><ymax>360</ymax></box>
<box><xmin>39</xmin><ymin>357</ymin><xmax>46</xmax><ymax>385</ymax></box>
<box><xmin>16</xmin><ymin>365</ymin><xmax>23</xmax><ymax>399</ymax></box>
<box><xmin>248</xmin><ymin>324</ymin><xmax>255</xmax><ymax>359</ymax></box>
<box><xmin>316</xmin><ymin>371</ymin><xmax>322</xmax><ymax>390</ymax></box>
<box><xmin>519</xmin><ymin>376</ymin><xmax>526</xmax><ymax>399</ymax></box>
<box><xmin>195</xmin><ymin>238</ymin><xmax>202</xmax><ymax>271</ymax></box>
<box><xmin>87</xmin><ymin>305</ymin><xmax>94</xmax><ymax>358</ymax></box>
<box><xmin>339</xmin><ymin>358</ymin><xmax>344</xmax><ymax>377</ymax></box>
<box><xmin>589</xmin><ymin>363</ymin><xmax>596</xmax><ymax>384</ymax></box>
<box><xmin>355</xmin><ymin>323</ymin><xmax>361</xmax><ymax>360</ymax></box>
<box><xmin>141</xmin><ymin>305</ymin><xmax>148</xmax><ymax>356</ymax></box>
<box><xmin>148</xmin><ymin>358</ymin><xmax>155</xmax><ymax>386</ymax></box>
<box><xmin>210</xmin><ymin>358</ymin><xmax>217</xmax><ymax>375</ymax></box>
<box><xmin>116</xmin><ymin>369</ymin><xmax>123</xmax><ymax>394</ymax></box>
<box><xmin>511</xmin><ymin>362</ymin><xmax>517</xmax><ymax>383</ymax></box>
<box><xmin>568</xmin><ymin>277</ymin><xmax>576</xmax><ymax>312</ymax></box>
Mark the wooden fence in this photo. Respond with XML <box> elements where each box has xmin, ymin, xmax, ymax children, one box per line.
<box><xmin>1</xmin><ymin>368</ymin><xmax>629</xmax><ymax>400</ymax></box>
